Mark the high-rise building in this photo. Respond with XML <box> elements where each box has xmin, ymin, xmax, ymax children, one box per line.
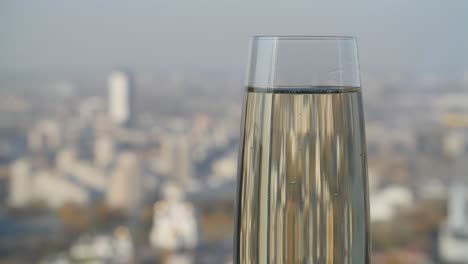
<box><xmin>439</xmin><ymin>183</ymin><xmax>468</xmax><ymax>263</ymax></box>
<box><xmin>94</xmin><ymin>136</ymin><xmax>115</xmax><ymax>168</ymax></box>
<box><xmin>160</xmin><ymin>120</ymin><xmax>194</xmax><ymax>184</ymax></box>
<box><xmin>108</xmin><ymin>71</ymin><xmax>134</xmax><ymax>127</ymax></box>
<box><xmin>158</xmin><ymin>133</ymin><xmax>194</xmax><ymax>184</ymax></box>
<box><xmin>8</xmin><ymin>159</ymin><xmax>33</xmax><ymax>208</ymax></box>
<box><xmin>172</xmin><ymin>134</ymin><xmax>193</xmax><ymax>183</ymax></box>
<box><xmin>106</xmin><ymin>152</ymin><xmax>141</xmax><ymax>212</ymax></box>
<box><xmin>447</xmin><ymin>184</ymin><xmax>468</xmax><ymax>232</ymax></box>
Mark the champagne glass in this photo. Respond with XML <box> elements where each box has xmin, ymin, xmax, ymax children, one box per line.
<box><xmin>234</xmin><ymin>36</ymin><xmax>369</xmax><ymax>263</ymax></box>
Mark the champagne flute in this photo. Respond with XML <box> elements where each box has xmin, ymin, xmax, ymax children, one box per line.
<box><xmin>234</xmin><ymin>36</ymin><xmax>370</xmax><ymax>263</ymax></box>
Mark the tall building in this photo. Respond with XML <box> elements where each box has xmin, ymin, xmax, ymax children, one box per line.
<box><xmin>108</xmin><ymin>71</ymin><xmax>134</xmax><ymax>127</ymax></box>
<box><xmin>94</xmin><ymin>136</ymin><xmax>115</xmax><ymax>168</ymax></box>
<box><xmin>447</xmin><ymin>184</ymin><xmax>468</xmax><ymax>232</ymax></box>
<box><xmin>158</xmin><ymin>133</ymin><xmax>194</xmax><ymax>184</ymax></box>
<box><xmin>160</xmin><ymin>120</ymin><xmax>194</xmax><ymax>184</ymax></box>
<box><xmin>8</xmin><ymin>159</ymin><xmax>32</xmax><ymax>208</ymax></box>
<box><xmin>106</xmin><ymin>152</ymin><xmax>142</xmax><ymax>212</ymax></box>
<box><xmin>172</xmin><ymin>134</ymin><xmax>193</xmax><ymax>184</ymax></box>
<box><xmin>439</xmin><ymin>183</ymin><xmax>468</xmax><ymax>263</ymax></box>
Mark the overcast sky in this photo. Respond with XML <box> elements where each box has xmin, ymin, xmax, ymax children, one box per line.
<box><xmin>1</xmin><ymin>0</ymin><xmax>467</xmax><ymax>75</ymax></box>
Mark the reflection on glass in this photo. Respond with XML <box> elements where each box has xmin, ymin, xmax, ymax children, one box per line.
<box><xmin>234</xmin><ymin>36</ymin><xmax>370</xmax><ymax>263</ymax></box>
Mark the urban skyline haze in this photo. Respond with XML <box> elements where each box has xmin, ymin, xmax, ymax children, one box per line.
<box><xmin>1</xmin><ymin>0</ymin><xmax>467</xmax><ymax>75</ymax></box>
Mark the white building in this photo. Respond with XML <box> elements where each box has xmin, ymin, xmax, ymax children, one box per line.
<box><xmin>108</xmin><ymin>71</ymin><xmax>133</xmax><ymax>127</ymax></box>
<box><xmin>439</xmin><ymin>183</ymin><xmax>468</xmax><ymax>263</ymax></box>
<box><xmin>33</xmin><ymin>171</ymin><xmax>89</xmax><ymax>209</ymax></box>
<box><xmin>209</xmin><ymin>152</ymin><xmax>237</xmax><ymax>187</ymax></box>
<box><xmin>172</xmin><ymin>134</ymin><xmax>193</xmax><ymax>183</ymax></box>
<box><xmin>165</xmin><ymin>253</ymin><xmax>194</xmax><ymax>264</ymax></box>
<box><xmin>150</xmin><ymin>184</ymin><xmax>198</xmax><ymax>251</ymax></box>
<box><xmin>157</xmin><ymin>125</ymin><xmax>194</xmax><ymax>184</ymax></box>
<box><xmin>9</xmin><ymin>155</ymin><xmax>97</xmax><ymax>209</ymax></box>
<box><xmin>56</xmin><ymin>149</ymin><xmax>107</xmax><ymax>192</ymax></box>
<box><xmin>70</xmin><ymin>226</ymin><xmax>134</xmax><ymax>263</ymax></box>
<box><xmin>106</xmin><ymin>152</ymin><xmax>142</xmax><ymax>211</ymax></box>
<box><xmin>8</xmin><ymin>159</ymin><xmax>33</xmax><ymax>208</ymax></box>
<box><xmin>94</xmin><ymin>136</ymin><xmax>115</xmax><ymax>168</ymax></box>
<box><xmin>370</xmin><ymin>185</ymin><xmax>414</xmax><ymax>222</ymax></box>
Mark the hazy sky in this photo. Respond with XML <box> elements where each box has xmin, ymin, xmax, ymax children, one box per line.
<box><xmin>1</xmin><ymin>0</ymin><xmax>467</xmax><ymax>74</ymax></box>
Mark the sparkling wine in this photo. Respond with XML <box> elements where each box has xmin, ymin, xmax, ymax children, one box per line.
<box><xmin>234</xmin><ymin>86</ymin><xmax>369</xmax><ymax>263</ymax></box>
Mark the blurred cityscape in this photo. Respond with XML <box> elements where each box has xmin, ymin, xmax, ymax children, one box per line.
<box><xmin>0</xmin><ymin>69</ymin><xmax>467</xmax><ymax>264</ymax></box>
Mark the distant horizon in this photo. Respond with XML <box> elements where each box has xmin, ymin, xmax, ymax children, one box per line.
<box><xmin>1</xmin><ymin>0</ymin><xmax>467</xmax><ymax>76</ymax></box>
<box><xmin>0</xmin><ymin>66</ymin><xmax>466</xmax><ymax>83</ymax></box>
<box><xmin>1</xmin><ymin>55</ymin><xmax>467</xmax><ymax>80</ymax></box>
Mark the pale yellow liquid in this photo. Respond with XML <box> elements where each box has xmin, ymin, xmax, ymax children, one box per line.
<box><xmin>234</xmin><ymin>86</ymin><xmax>369</xmax><ymax>264</ymax></box>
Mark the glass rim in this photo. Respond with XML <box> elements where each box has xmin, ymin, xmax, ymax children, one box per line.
<box><xmin>252</xmin><ymin>36</ymin><xmax>356</xmax><ymax>41</ymax></box>
<box><xmin>247</xmin><ymin>35</ymin><xmax>360</xmax><ymax>87</ymax></box>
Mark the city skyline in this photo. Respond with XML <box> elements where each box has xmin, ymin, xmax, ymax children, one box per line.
<box><xmin>1</xmin><ymin>70</ymin><xmax>241</xmax><ymax>263</ymax></box>
<box><xmin>1</xmin><ymin>67</ymin><xmax>467</xmax><ymax>263</ymax></box>
<box><xmin>1</xmin><ymin>1</ymin><xmax>468</xmax><ymax>262</ymax></box>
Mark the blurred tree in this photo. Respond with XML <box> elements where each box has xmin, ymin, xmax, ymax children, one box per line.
<box><xmin>371</xmin><ymin>198</ymin><xmax>446</xmax><ymax>256</ymax></box>
<box><xmin>386</xmin><ymin>253</ymin><xmax>404</xmax><ymax>264</ymax></box>
<box><xmin>57</xmin><ymin>202</ymin><xmax>90</xmax><ymax>232</ymax></box>
<box><xmin>200</xmin><ymin>210</ymin><xmax>233</xmax><ymax>242</ymax></box>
